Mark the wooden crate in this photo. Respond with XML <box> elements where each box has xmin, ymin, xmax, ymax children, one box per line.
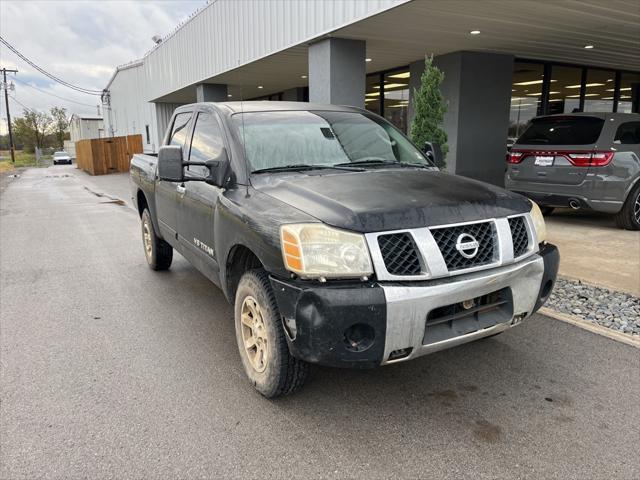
<box><xmin>75</xmin><ymin>134</ymin><xmax>143</xmax><ymax>175</ymax></box>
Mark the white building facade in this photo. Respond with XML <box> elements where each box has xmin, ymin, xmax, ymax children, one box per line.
<box><xmin>103</xmin><ymin>0</ymin><xmax>639</xmax><ymax>185</ymax></box>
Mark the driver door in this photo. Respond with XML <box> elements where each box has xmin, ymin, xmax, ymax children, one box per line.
<box><xmin>156</xmin><ymin>111</ymin><xmax>193</xmax><ymax>241</ymax></box>
<box><xmin>177</xmin><ymin>109</ymin><xmax>226</xmax><ymax>271</ymax></box>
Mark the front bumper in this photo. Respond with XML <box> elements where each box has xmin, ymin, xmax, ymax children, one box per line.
<box><xmin>271</xmin><ymin>243</ymin><xmax>559</xmax><ymax>368</ymax></box>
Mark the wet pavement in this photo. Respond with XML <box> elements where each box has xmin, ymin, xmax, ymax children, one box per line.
<box><xmin>1</xmin><ymin>165</ymin><xmax>639</xmax><ymax>479</ymax></box>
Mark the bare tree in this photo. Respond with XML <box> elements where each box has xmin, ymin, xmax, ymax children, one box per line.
<box><xmin>50</xmin><ymin>107</ymin><xmax>69</xmax><ymax>149</ymax></box>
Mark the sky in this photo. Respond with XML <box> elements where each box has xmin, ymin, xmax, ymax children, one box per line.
<box><xmin>0</xmin><ymin>0</ymin><xmax>206</xmax><ymax>134</ymax></box>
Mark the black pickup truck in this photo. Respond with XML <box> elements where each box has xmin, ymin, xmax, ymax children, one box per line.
<box><xmin>130</xmin><ymin>102</ymin><xmax>559</xmax><ymax>398</ymax></box>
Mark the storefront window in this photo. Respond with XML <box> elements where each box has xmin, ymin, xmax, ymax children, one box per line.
<box><xmin>510</xmin><ymin>62</ymin><xmax>544</xmax><ymax>139</ymax></box>
<box><xmin>618</xmin><ymin>72</ymin><xmax>640</xmax><ymax>113</ymax></box>
<box><xmin>583</xmin><ymin>69</ymin><xmax>616</xmax><ymax>112</ymax></box>
<box><xmin>383</xmin><ymin>69</ymin><xmax>410</xmax><ymax>133</ymax></box>
<box><xmin>548</xmin><ymin>65</ymin><xmax>582</xmax><ymax>114</ymax></box>
<box><xmin>365</xmin><ymin>74</ymin><xmax>381</xmax><ymax>116</ymax></box>
<box><xmin>509</xmin><ymin>60</ymin><xmax>638</xmax><ymax>143</ymax></box>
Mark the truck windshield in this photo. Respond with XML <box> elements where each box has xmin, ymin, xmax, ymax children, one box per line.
<box><xmin>233</xmin><ymin>110</ymin><xmax>431</xmax><ymax>173</ymax></box>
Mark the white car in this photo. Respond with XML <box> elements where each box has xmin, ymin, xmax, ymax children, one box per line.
<box><xmin>52</xmin><ymin>151</ymin><xmax>72</xmax><ymax>165</ymax></box>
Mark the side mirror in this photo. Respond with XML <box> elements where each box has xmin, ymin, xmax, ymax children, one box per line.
<box><xmin>423</xmin><ymin>142</ymin><xmax>444</xmax><ymax>167</ymax></box>
<box><xmin>183</xmin><ymin>147</ymin><xmax>231</xmax><ymax>188</ymax></box>
<box><xmin>204</xmin><ymin>152</ymin><xmax>231</xmax><ymax>188</ymax></box>
<box><xmin>158</xmin><ymin>145</ymin><xmax>184</xmax><ymax>182</ymax></box>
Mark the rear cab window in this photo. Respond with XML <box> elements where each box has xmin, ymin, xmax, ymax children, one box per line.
<box><xmin>517</xmin><ymin>116</ymin><xmax>605</xmax><ymax>145</ymax></box>
<box><xmin>168</xmin><ymin>112</ymin><xmax>193</xmax><ymax>148</ymax></box>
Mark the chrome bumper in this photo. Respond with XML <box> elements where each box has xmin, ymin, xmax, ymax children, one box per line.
<box><xmin>380</xmin><ymin>254</ymin><xmax>544</xmax><ymax>365</ymax></box>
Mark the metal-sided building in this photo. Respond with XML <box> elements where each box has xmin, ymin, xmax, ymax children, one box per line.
<box><xmin>103</xmin><ymin>0</ymin><xmax>640</xmax><ymax>185</ymax></box>
<box><xmin>69</xmin><ymin>113</ymin><xmax>104</xmax><ymax>142</ymax></box>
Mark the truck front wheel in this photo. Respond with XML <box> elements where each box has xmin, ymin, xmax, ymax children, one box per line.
<box><xmin>234</xmin><ymin>269</ymin><xmax>309</xmax><ymax>397</ymax></box>
<box><xmin>141</xmin><ymin>208</ymin><xmax>173</xmax><ymax>270</ymax></box>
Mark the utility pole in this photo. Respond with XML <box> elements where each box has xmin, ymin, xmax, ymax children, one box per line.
<box><xmin>1</xmin><ymin>67</ymin><xmax>18</xmax><ymax>163</ymax></box>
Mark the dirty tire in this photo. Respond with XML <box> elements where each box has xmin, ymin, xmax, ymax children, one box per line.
<box><xmin>141</xmin><ymin>208</ymin><xmax>173</xmax><ymax>270</ymax></box>
<box><xmin>234</xmin><ymin>269</ymin><xmax>309</xmax><ymax>398</ymax></box>
<box><xmin>540</xmin><ymin>206</ymin><xmax>554</xmax><ymax>216</ymax></box>
<box><xmin>614</xmin><ymin>183</ymin><xmax>640</xmax><ymax>230</ymax></box>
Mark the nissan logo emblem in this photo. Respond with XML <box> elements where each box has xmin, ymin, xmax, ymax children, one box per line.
<box><xmin>455</xmin><ymin>233</ymin><xmax>480</xmax><ymax>259</ymax></box>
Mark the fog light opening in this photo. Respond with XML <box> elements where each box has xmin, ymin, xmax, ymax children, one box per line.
<box><xmin>388</xmin><ymin>347</ymin><xmax>413</xmax><ymax>361</ymax></box>
<box><xmin>343</xmin><ymin>323</ymin><xmax>375</xmax><ymax>352</ymax></box>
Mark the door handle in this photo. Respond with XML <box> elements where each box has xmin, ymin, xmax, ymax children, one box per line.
<box><xmin>176</xmin><ymin>184</ymin><xmax>186</xmax><ymax>195</ymax></box>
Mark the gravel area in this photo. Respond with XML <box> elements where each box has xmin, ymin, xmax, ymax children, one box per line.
<box><xmin>546</xmin><ymin>277</ymin><xmax>640</xmax><ymax>336</ymax></box>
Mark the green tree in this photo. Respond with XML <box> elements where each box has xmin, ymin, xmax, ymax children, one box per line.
<box><xmin>410</xmin><ymin>55</ymin><xmax>448</xmax><ymax>168</ymax></box>
<box><xmin>50</xmin><ymin>107</ymin><xmax>69</xmax><ymax>149</ymax></box>
<box><xmin>12</xmin><ymin>109</ymin><xmax>52</xmax><ymax>152</ymax></box>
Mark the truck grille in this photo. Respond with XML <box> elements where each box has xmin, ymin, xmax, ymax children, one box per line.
<box><xmin>430</xmin><ymin>221</ymin><xmax>496</xmax><ymax>271</ymax></box>
<box><xmin>508</xmin><ymin>216</ymin><xmax>529</xmax><ymax>258</ymax></box>
<box><xmin>368</xmin><ymin>215</ymin><xmax>535</xmax><ymax>281</ymax></box>
<box><xmin>377</xmin><ymin>233</ymin><xmax>422</xmax><ymax>276</ymax></box>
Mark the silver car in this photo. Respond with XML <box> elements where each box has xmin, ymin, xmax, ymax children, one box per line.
<box><xmin>52</xmin><ymin>151</ymin><xmax>72</xmax><ymax>165</ymax></box>
<box><xmin>505</xmin><ymin>113</ymin><xmax>640</xmax><ymax>230</ymax></box>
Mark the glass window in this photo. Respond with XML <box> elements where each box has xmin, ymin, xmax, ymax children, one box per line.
<box><xmin>510</xmin><ymin>62</ymin><xmax>544</xmax><ymax>140</ymax></box>
<box><xmin>618</xmin><ymin>72</ymin><xmax>640</xmax><ymax>113</ymax></box>
<box><xmin>188</xmin><ymin>112</ymin><xmax>224</xmax><ymax>176</ymax></box>
<box><xmin>614</xmin><ymin>122</ymin><xmax>640</xmax><ymax>145</ymax></box>
<box><xmin>548</xmin><ymin>65</ymin><xmax>582</xmax><ymax>114</ymax></box>
<box><xmin>233</xmin><ymin>110</ymin><xmax>430</xmax><ymax>172</ymax></box>
<box><xmin>383</xmin><ymin>69</ymin><xmax>410</xmax><ymax>133</ymax></box>
<box><xmin>583</xmin><ymin>69</ymin><xmax>616</xmax><ymax>112</ymax></box>
<box><xmin>517</xmin><ymin>116</ymin><xmax>605</xmax><ymax>145</ymax></box>
<box><xmin>169</xmin><ymin>112</ymin><xmax>192</xmax><ymax>148</ymax></box>
<box><xmin>365</xmin><ymin>74</ymin><xmax>381</xmax><ymax>115</ymax></box>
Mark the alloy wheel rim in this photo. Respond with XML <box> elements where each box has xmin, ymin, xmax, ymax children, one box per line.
<box><xmin>240</xmin><ymin>296</ymin><xmax>268</xmax><ymax>373</ymax></box>
<box><xmin>634</xmin><ymin>191</ymin><xmax>640</xmax><ymax>224</ymax></box>
<box><xmin>142</xmin><ymin>220</ymin><xmax>153</xmax><ymax>260</ymax></box>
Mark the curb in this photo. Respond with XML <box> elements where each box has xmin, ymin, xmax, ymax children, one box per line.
<box><xmin>539</xmin><ymin>307</ymin><xmax>640</xmax><ymax>349</ymax></box>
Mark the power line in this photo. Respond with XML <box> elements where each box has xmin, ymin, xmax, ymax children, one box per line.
<box><xmin>13</xmin><ymin>77</ymin><xmax>98</xmax><ymax>108</ymax></box>
<box><xmin>0</xmin><ymin>36</ymin><xmax>103</xmax><ymax>95</ymax></box>
<box><xmin>9</xmin><ymin>94</ymin><xmax>36</xmax><ymax>113</ymax></box>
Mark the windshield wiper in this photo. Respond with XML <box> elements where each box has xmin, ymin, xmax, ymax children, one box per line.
<box><xmin>335</xmin><ymin>159</ymin><xmax>430</xmax><ymax>169</ymax></box>
<box><xmin>251</xmin><ymin>163</ymin><xmax>363</xmax><ymax>174</ymax></box>
<box><xmin>334</xmin><ymin>158</ymin><xmax>397</xmax><ymax>167</ymax></box>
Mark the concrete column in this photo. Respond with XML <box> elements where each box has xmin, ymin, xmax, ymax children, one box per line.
<box><xmin>408</xmin><ymin>51</ymin><xmax>514</xmax><ymax>186</ymax></box>
<box><xmin>196</xmin><ymin>83</ymin><xmax>228</xmax><ymax>103</ymax></box>
<box><xmin>308</xmin><ymin>38</ymin><xmax>366</xmax><ymax>108</ymax></box>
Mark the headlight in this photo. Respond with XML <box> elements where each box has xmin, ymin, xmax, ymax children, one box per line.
<box><xmin>529</xmin><ymin>201</ymin><xmax>547</xmax><ymax>243</ymax></box>
<box><xmin>280</xmin><ymin>224</ymin><xmax>373</xmax><ymax>279</ymax></box>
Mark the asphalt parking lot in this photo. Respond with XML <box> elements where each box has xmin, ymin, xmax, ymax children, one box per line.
<box><xmin>1</xmin><ymin>165</ymin><xmax>639</xmax><ymax>479</ymax></box>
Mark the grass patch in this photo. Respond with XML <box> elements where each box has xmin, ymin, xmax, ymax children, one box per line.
<box><xmin>0</xmin><ymin>151</ymin><xmax>50</xmax><ymax>172</ymax></box>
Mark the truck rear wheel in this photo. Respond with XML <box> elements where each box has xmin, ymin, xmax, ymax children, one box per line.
<box><xmin>614</xmin><ymin>183</ymin><xmax>640</xmax><ymax>230</ymax></box>
<box><xmin>141</xmin><ymin>208</ymin><xmax>173</xmax><ymax>270</ymax></box>
<box><xmin>234</xmin><ymin>269</ymin><xmax>309</xmax><ymax>398</ymax></box>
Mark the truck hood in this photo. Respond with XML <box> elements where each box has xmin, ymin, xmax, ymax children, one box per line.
<box><xmin>252</xmin><ymin>169</ymin><xmax>531</xmax><ymax>233</ymax></box>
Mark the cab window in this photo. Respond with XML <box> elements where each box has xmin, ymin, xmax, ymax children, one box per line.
<box><xmin>188</xmin><ymin>112</ymin><xmax>225</xmax><ymax>176</ymax></box>
<box><xmin>168</xmin><ymin>112</ymin><xmax>192</xmax><ymax>148</ymax></box>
